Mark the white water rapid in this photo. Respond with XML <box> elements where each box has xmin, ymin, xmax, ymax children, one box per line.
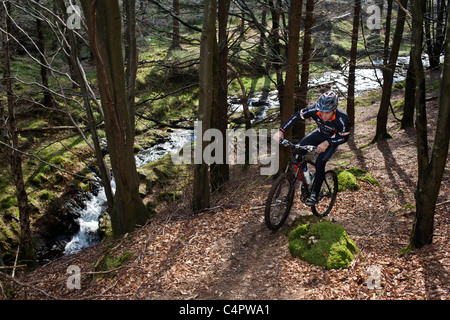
<box><xmin>63</xmin><ymin>129</ymin><xmax>193</xmax><ymax>255</ymax></box>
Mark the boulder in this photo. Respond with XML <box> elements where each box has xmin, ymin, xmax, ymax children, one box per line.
<box><xmin>337</xmin><ymin>170</ymin><xmax>360</xmax><ymax>192</ymax></box>
<box><xmin>289</xmin><ymin>221</ymin><xmax>358</xmax><ymax>270</ymax></box>
<box><xmin>335</xmin><ymin>167</ymin><xmax>380</xmax><ymax>192</ymax></box>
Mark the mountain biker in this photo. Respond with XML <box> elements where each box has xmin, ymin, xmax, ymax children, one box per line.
<box><xmin>273</xmin><ymin>91</ymin><xmax>350</xmax><ymax>207</ymax></box>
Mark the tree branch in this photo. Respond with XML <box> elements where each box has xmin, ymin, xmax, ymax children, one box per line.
<box><xmin>148</xmin><ymin>0</ymin><xmax>202</xmax><ymax>33</ymax></box>
<box><xmin>0</xmin><ymin>141</ymin><xmax>100</xmax><ymax>183</ymax></box>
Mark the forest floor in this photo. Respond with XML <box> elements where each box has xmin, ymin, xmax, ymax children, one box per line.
<box><xmin>3</xmin><ymin>79</ymin><xmax>450</xmax><ymax>301</ymax></box>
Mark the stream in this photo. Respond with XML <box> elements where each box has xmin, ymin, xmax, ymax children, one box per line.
<box><xmin>60</xmin><ymin>56</ymin><xmax>420</xmax><ymax>256</ymax></box>
<box><xmin>62</xmin><ymin>129</ymin><xmax>194</xmax><ymax>255</ymax></box>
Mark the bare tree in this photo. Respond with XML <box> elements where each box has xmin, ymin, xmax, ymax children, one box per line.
<box><xmin>80</xmin><ymin>0</ymin><xmax>149</xmax><ymax>237</ymax></box>
<box><xmin>59</xmin><ymin>0</ymin><xmax>114</xmax><ymax>210</ymax></box>
<box><xmin>373</xmin><ymin>0</ymin><xmax>408</xmax><ymax>143</ymax></box>
<box><xmin>35</xmin><ymin>0</ymin><xmax>54</xmax><ymax>108</ymax></box>
<box><xmin>0</xmin><ymin>1</ymin><xmax>36</xmax><ymax>266</ymax></box>
<box><xmin>347</xmin><ymin>0</ymin><xmax>361</xmax><ymax>129</ymax></box>
<box><xmin>424</xmin><ymin>0</ymin><xmax>448</xmax><ymax>70</ymax></box>
<box><xmin>295</xmin><ymin>0</ymin><xmax>314</xmax><ymax>139</ymax></box>
<box><xmin>279</xmin><ymin>0</ymin><xmax>302</xmax><ymax>171</ymax></box>
<box><xmin>210</xmin><ymin>0</ymin><xmax>230</xmax><ymax>192</ymax></box>
<box><xmin>169</xmin><ymin>0</ymin><xmax>182</xmax><ymax>51</ymax></box>
<box><xmin>410</xmin><ymin>0</ymin><xmax>450</xmax><ymax>248</ymax></box>
<box><xmin>193</xmin><ymin>0</ymin><xmax>217</xmax><ymax>211</ymax></box>
<box><xmin>124</xmin><ymin>0</ymin><xmax>138</xmax><ymax>135</ymax></box>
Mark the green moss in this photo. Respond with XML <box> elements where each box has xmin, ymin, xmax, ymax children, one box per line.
<box><xmin>31</xmin><ymin>172</ymin><xmax>49</xmax><ymax>187</ymax></box>
<box><xmin>0</xmin><ymin>196</ymin><xmax>17</xmax><ymax>209</ymax></box>
<box><xmin>38</xmin><ymin>190</ymin><xmax>54</xmax><ymax>201</ymax></box>
<box><xmin>95</xmin><ymin>251</ymin><xmax>134</xmax><ymax>278</ymax></box>
<box><xmin>288</xmin><ymin>221</ymin><xmax>358</xmax><ymax>270</ymax></box>
<box><xmin>335</xmin><ymin>167</ymin><xmax>380</xmax><ymax>192</ymax></box>
<box><xmin>50</xmin><ymin>155</ymin><xmax>67</xmax><ymax>167</ymax></box>
<box><xmin>157</xmin><ymin>190</ymin><xmax>182</xmax><ymax>202</ymax></box>
<box><xmin>337</xmin><ymin>170</ymin><xmax>360</xmax><ymax>192</ymax></box>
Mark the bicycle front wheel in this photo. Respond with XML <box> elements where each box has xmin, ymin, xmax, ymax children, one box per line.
<box><xmin>312</xmin><ymin>169</ymin><xmax>338</xmax><ymax>217</ymax></box>
<box><xmin>265</xmin><ymin>173</ymin><xmax>295</xmax><ymax>230</ymax></box>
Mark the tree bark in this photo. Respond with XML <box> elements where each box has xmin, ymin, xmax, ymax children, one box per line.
<box><xmin>193</xmin><ymin>0</ymin><xmax>216</xmax><ymax>211</ymax></box>
<box><xmin>169</xmin><ymin>0</ymin><xmax>182</xmax><ymax>51</ymax></box>
<box><xmin>279</xmin><ymin>0</ymin><xmax>302</xmax><ymax>171</ymax></box>
<box><xmin>347</xmin><ymin>0</ymin><xmax>361</xmax><ymax>129</ymax></box>
<box><xmin>424</xmin><ymin>0</ymin><xmax>447</xmax><ymax>70</ymax></box>
<box><xmin>401</xmin><ymin>53</ymin><xmax>416</xmax><ymax>129</ymax></box>
<box><xmin>382</xmin><ymin>0</ymin><xmax>393</xmax><ymax>66</ymax></box>
<box><xmin>0</xmin><ymin>2</ymin><xmax>36</xmax><ymax>266</ymax></box>
<box><xmin>268</xmin><ymin>0</ymin><xmax>284</xmax><ymax>111</ymax></box>
<box><xmin>124</xmin><ymin>0</ymin><xmax>138</xmax><ymax>135</ymax></box>
<box><xmin>373</xmin><ymin>0</ymin><xmax>408</xmax><ymax>143</ymax></box>
<box><xmin>411</xmin><ymin>0</ymin><xmax>450</xmax><ymax>248</ymax></box>
<box><xmin>60</xmin><ymin>0</ymin><xmax>114</xmax><ymax>211</ymax></box>
<box><xmin>80</xmin><ymin>0</ymin><xmax>149</xmax><ymax>237</ymax></box>
<box><xmin>412</xmin><ymin>0</ymin><xmax>429</xmax><ymax>178</ymax></box>
<box><xmin>36</xmin><ymin>0</ymin><xmax>54</xmax><ymax>108</ymax></box>
<box><xmin>210</xmin><ymin>0</ymin><xmax>230</xmax><ymax>192</ymax></box>
<box><xmin>295</xmin><ymin>0</ymin><xmax>313</xmax><ymax>140</ymax></box>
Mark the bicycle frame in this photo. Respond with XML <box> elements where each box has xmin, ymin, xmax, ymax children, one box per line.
<box><xmin>280</xmin><ymin>139</ymin><xmax>317</xmax><ymax>201</ymax></box>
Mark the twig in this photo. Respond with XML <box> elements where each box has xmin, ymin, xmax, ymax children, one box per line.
<box><xmin>0</xmin><ymin>265</ymin><xmax>27</xmax><ymax>270</ymax></box>
<box><xmin>0</xmin><ymin>141</ymin><xmax>100</xmax><ymax>183</ymax></box>
<box><xmin>250</xmin><ymin>205</ymin><xmax>265</xmax><ymax>210</ymax></box>
<box><xmin>436</xmin><ymin>199</ymin><xmax>450</xmax><ymax>206</ymax></box>
<box><xmin>0</xmin><ymin>271</ymin><xmax>60</xmax><ymax>299</ymax></box>
<box><xmin>12</xmin><ymin>247</ymin><xmax>19</xmax><ymax>278</ymax></box>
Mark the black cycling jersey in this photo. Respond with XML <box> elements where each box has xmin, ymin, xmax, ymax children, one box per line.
<box><xmin>280</xmin><ymin>104</ymin><xmax>351</xmax><ymax>146</ymax></box>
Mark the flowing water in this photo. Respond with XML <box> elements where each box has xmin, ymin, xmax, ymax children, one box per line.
<box><xmin>63</xmin><ymin>129</ymin><xmax>193</xmax><ymax>255</ymax></box>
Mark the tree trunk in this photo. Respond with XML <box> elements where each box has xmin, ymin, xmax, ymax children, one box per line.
<box><xmin>80</xmin><ymin>0</ymin><xmax>149</xmax><ymax>238</ymax></box>
<box><xmin>347</xmin><ymin>0</ymin><xmax>361</xmax><ymax>129</ymax></box>
<box><xmin>411</xmin><ymin>0</ymin><xmax>450</xmax><ymax>248</ymax></box>
<box><xmin>210</xmin><ymin>0</ymin><xmax>230</xmax><ymax>192</ymax></box>
<box><xmin>280</xmin><ymin>0</ymin><xmax>302</xmax><ymax>172</ymax></box>
<box><xmin>36</xmin><ymin>0</ymin><xmax>53</xmax><ymax>108</ymax></box>
<box><xmin>412</xmin><ymin>0</ymin><xmax>429</xmax><ymax>178</ymax></box>
<box><xmin>424</xmin><ymin>0</ymin><xmax>447</xmax><ymax>70</ymax></box>
<box><xmin>372</xmin><ymin>0</ymin><xmax>408</xmax><ymax>143</ymax></box>
<box><xmin>169</xmin><ymin>0</ymin><xmax>182</xmax><ymax>51</ymax></box>
<box><xmin>268</xmin><ymin>0</ymin><xmax>284</xmax><ymax>111</ymax></box>
<box><xmin>401</xmin><ymin>53</ymin><xmax>416</xmax><ymax>129</ymax></box>
<box><xmin>382</xmin><ymin>0</ymin><xmax>393</xmax><ymax>66</ymax></box>
<box><xmin>193</xmin><ymin>0</ymin><xmax>216</xmax><ymax>212</ymax></box>
<box><xmin>61</xmin><ymin>0</ymin><xmax>114</xmax><ymax>211</ymax></box>
<box><xmin>1</xmin><ymin>2</ymin><xmax>36</xmax><ymax>266</ymax></box>
<box><xmin>125</xmin><ymin>0</ymin><xmax>138</xmax><ymax>135</ymax></box>
<box><xmin>295</xmin><ymin>0</ymin><xmax>313</xmax><ymax>140</ymax></box>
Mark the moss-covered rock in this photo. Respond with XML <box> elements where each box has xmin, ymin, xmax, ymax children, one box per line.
<box><xmin>346</xmin><ymin>168</ymin><xmax>380</xmax><ymax>186</ymax></box>
<box><xmin>335</xmin><ymin>167</ymin><xmax>380</xmax><ymax>192</ymax></box>
<box><xmin>95</xmin><ymin>250</ymin><xmax>134</xmax><ymax>279</ymax></box>
<box><xmin>288</xmin><ymin>221</ymin><xmax>358</xmax><ymax>270</ymax></box>
<box><xmin>337</xmin><ymin>170</ymin><xmax>360</xmax><ymax>192</ymax></box>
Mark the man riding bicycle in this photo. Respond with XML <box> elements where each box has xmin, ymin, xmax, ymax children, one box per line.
<box><xmin>273</xmin><ymin>91</ymin><xmax>350</xmax><ymax>207</ymax></box>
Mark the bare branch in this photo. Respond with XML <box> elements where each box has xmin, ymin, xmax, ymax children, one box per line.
<box><xmin>0</xmin><ymin>141</ymin><xmax>100</xmax><ymax>183</ymax></box>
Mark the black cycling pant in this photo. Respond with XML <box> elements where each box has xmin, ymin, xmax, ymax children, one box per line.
<box><xmin>297</xmin><ymin>129</ymin><xmax>337</xmax><ymax>195</ymax></box>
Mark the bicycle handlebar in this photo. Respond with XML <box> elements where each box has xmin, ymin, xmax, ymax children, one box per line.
<box><xmin>279</xmin><ymin>138</ymin><xmax>317</xmax><ymax>153</ymax></box>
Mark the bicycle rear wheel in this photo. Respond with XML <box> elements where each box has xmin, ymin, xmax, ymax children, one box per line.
<box><xmin>265</xmin><ymin>173</ymin><xmax>295</xmax><ymax>230</ymax></box>
<box><xmin>312</xmin><ymin>169</ymin><xmax>338</xmax><ymax>217</ymax></box>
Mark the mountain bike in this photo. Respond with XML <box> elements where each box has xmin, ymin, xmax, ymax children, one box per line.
<box><xmin>264</xmin><ymin>139</ymin><xmax>338</xmax><ymax>230</ymax></box>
